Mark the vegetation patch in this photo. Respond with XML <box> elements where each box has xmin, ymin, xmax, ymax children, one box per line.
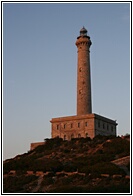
<box><xmin>3</xmin><ymin>135</ymin><xmax>130</xmax><ymax>193</ymax></box>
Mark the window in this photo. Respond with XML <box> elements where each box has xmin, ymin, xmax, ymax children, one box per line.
<box><xmin>103</xmin><ymin>123</ymin><xmax>105</xmax><ymax>129</ymax></box>
<box><xmin>85</xmin><ymin>122</ymin><xmax>88</xmax><ymax>127</ymax></box>
<box><xmin>64</xmin><ymin>124</ymin><xmax>66</xmax><ymax>129</ymax></box>
<box><xmin>79</xmin><ymin>90</ymin><xmax>82</xmax><ymax>94</ymax></box>
<box><xmin>78</xmin><ymin>134</ymin><xmax>81</xmax><ymax>138</ymax></box>
<box><xmin>71</xmin><ymin>134</ymin><xmax>74</xmax><ymax>139</ymax></box>
<box><xmin>86</xmin><ymin>133</ymin><xmax>88</xmax><ymax>137</ymax></box>
<box><xmin>111</xmin><ymin>126</ymin><xmax>114</xmax><ymax>132</ymax></box>
<box><xmin>79</xmin><ymin>67</ymin><xmax>82</xmax><ymax>72</ymax></box>
<box><xmin>78</xmin><ymin>122</ymin><xmax>80</xmax><ymax>128</ymax></box>
<box><xmin>71</xmin><ymin>123</ymin><xmax>73</xmax><ymax>128</ymax></box>
<box><xmin>98</xmin><ymin>121</ymin><xmax>100</xmax><ymax>128</ymax></box>
<box><xmin>57</xmin><ymin>125</ymin><xmax>59</xmax><ymax>130</ymax></box>
<box><xmin>107</xmin><ymin>124</ymin><xmax>109</xmax><ymax>130</ymax></box>
<box><xmin>64</xmin><ymin>135</ymin><xmax>67</xmax><ymax>140</ymax></box>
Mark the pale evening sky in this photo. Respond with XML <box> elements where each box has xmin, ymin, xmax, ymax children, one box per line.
<box><xmin>3</xmin><ymin>2</ymin><xmax>130</xmax><ymax>160</ymax></box>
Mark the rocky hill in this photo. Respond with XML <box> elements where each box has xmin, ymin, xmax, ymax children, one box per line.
<box><xmin>3</xmin><ymin>135</ymin><xmax>130</xmax><ymax>193</ymax></box>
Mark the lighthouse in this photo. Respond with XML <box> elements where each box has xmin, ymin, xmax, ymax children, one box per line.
<box><xmin>50</xmin><ymin>27</ymin><xmax>117</xmax><ymax>140</ymax></box>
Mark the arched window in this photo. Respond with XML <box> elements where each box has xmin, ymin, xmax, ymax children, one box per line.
<box><xmin>71</xmin><ymin>134</ymin><xmax>74</xmax><ymax>139</ymax></box>
<box><xmin>64</xmin><ymin>135</ymin><xmax>67</xmax><ymax>140</ymax></box>
<box><xmin>79</xmin><ymin>67</ymin><xmax>82</xmax><ymax>72</ymax></box>
<box><xmin>78</xmin><ymin>134</ymin><xmax>81</xmax><ymax>138</ymax></box>
<box><xmin>86</xmin><ymin>133</ymin><xmax>88</xmax><ymax>138</ymax></box>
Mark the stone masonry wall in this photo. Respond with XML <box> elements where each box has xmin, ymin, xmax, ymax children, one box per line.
<box><xmin>51</xmin><ymin>114</ymin><xmax>95</xmax><ymax>140</ymax></box>
<box><xmin>76</xmin><ymin>36</ymin><xmax>92</xmax><ymax>115</ymax></box>
<box><xmin>30</xmin><ymin>142</ymin><xmax>45</xmax><ymax>151</ymax></box>
<box><xmin>50</xmin><ymin>113</ymin><xmax>117</xmax><ymax>140</ymax></box>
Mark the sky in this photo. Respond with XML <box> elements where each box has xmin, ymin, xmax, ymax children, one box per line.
<box><xmin>3</xmin><ymin>2</ymin><xmax>130</xmax><ymax>160</ymax></box>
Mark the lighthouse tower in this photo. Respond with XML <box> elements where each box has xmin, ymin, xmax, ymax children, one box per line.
<box><xmin>76</xmin><ymin>27</ymin><xmax>92</xmax><ymax>115</ymax></box>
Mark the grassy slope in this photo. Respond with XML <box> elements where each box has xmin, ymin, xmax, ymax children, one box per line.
<box><xmin>3</xmin><ymin>135</ymin><xmax>130</xmax><ymax>193</ymax></box>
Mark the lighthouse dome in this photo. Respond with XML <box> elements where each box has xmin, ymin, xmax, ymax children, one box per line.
<box><xmin>80</xmin><ymin>26</ymin><xmax>87</xmax><ymax>36</ymax></box>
